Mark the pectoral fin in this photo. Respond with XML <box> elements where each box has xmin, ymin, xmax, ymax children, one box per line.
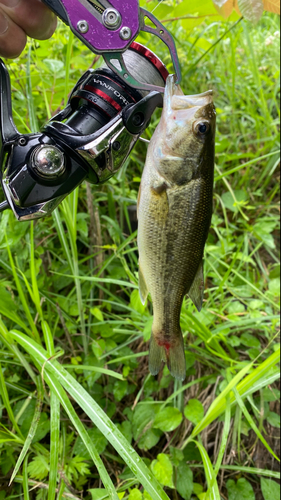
<box><xmin>188</xmin><ymin>261</ymin><xmax>205</xmax><ymax>312</ymax></box>
<box><xmin>139</xmin><ymin>263</ymin><xmax>149</xmax><ymax>305</ymax></box>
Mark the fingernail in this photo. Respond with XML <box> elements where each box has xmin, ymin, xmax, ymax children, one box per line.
<box><xmin>0</xmin><ymin>12</ymin><xmax>8</xmax><ymax>35</ymax></box>
<box><xmin>0</xmin><ymin>0</ymin><xmax>20</xmax><ymax>7</ymax></box>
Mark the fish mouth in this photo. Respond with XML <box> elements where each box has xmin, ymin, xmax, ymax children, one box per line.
<box><xmin>165</xmin><ymin>74</ymin><xmax>214</xmax><ymax>112</ymax></box>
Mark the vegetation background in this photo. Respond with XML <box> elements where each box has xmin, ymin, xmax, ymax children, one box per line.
<box><xmin>0</xmin><ymin>0</ymin><xmax>280</xmax><ymax>499</ymax></box>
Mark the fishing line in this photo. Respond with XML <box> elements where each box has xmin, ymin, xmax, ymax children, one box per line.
<box><xmin>151</xmin><ymin>0</ymin><xmax>165</xmax><ymax>14</ymax></box>
<box><xmin>187</xmin><ymin>17</ymin><xmax>243</xmax><ymax>72</ymax></box>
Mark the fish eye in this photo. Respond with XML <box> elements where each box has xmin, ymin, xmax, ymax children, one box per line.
<box><xmin>194</xmin><ymin>121</ymin><xmax>210</xmax><ymax>136</ymax></box>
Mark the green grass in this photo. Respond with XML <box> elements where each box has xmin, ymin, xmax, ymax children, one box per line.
<box><xmin>0</xmin><ymin>1</ymin><xmax>280</xmax><ymax>500</ymax></box>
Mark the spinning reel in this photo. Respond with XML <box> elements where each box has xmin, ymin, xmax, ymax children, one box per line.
<box><xmin>0</xmin><ymin>0</ymin><xmax>181</xmax><ymax>221</ymax></box>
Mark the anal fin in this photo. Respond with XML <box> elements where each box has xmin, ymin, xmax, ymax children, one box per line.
<box><xmin>188</xmin><ymin>260</ymin><xmax>205</xmax><ymax>312</ymax></box>
<box><xmin>138</xmin><ymin>263</ymin><xmax>149</xmax><ymax>305</ymax></box>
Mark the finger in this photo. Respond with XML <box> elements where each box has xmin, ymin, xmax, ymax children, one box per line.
<box><xmin>0</xmin><ymin>0</ymin><xmax>57</xmax><ymax>40</ymax></box>
<box><xmin>0</xmin><ymin>9</ymin><xmax>26</xmax><ymax>58</ymax></box>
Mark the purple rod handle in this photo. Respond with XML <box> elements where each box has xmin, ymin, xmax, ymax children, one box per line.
<box><xmin>42</xmin><ymin>0</ymin><xmax>140</xmax><ymax>53</ymax></box>
<box><xmin>42</xmin><ymin>1</ymin><xmax>182</xmax><ymax>87</ymax></box>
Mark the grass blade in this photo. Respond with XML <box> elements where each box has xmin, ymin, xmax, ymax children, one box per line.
<box><xmin>9</xmin><ymin>377</ymin><xmax>44</xmax><ymax>485</ymax></box>
<box><xmin>42</xmin><ymin>321</ymin><xmax>60</xmax><ymax>500</ymax></box>
<box><xmin>189</xmin><ymin>362</ymin><xmax>252</xmax><ymax>440</ymax></box>
<box><xmin>64</xmin><ymin>31</ymin><xmax>74</xmax><ymax>106</ymax></box>
<box><xmin>215</xmin><ymin>466</ymin><xmax>280</xmax><ymax>479</ymax></box>
<box><xmin>63</xmin><ymin>365</ymin><xmax>125</xmax><ymax>380</ymax></box>
<box><xmin>213</xmin><ymin>397</ymin><xmax>231</xmax><ymax>480</ymax></box>
<box><xmin>26</xmin><ymin>45</ymin><xmax>39</xmax><ymax>133</ymax></box>
<box><xmin>214</xmin><ymin>150</ymin><xmax>280</xmax><ymax>181</ymax></box>
<box><xmin>22</xmin><ymin>455</ymin><xmax>30</xmax><ymax>500</ymax></box>
<box><xmin>192</xmin><ymin>440</ymin><xmax>221</xmax><ymax>500</ymax></box>
<box><xmin>191</xmin><ymin>464</ymin><xmax>280</xmax><ymax>479</ymax></box>
<box><xmin>0</xmin><ymin>320</ymin><xmax>36</xmax><ymax>383</ymax></box>
<box><xmin>182</xmin><ymin>349</ymin><xmax>280</xmax><ymax>446</ymax></box>
<box><xmin>29</xmin><ymin>222</ymin><xmax>42</xmax><ymax>318</ymax></box>
<box><xmin>52</xmin><ymin>272</ymin><xmax>138</xmax><ymax>289</ymax></box>
<box><xmin>233</xmin><ymin>386</ymin><xmax>279</xmax><ymax>461</ymax></box>
<box><xmin>49</xmin><ymin>390</ymin><xmax>60</xmax><ymax>500</ymax></box>
<box><xmin>5</xmin><ymin>236</ymin><xmax>41</xmax><ymax>344</ymax></box>
<box><xmin>0</xmin><ymin>362</ymin><xmax>23</xmax><ymax>438</ymax></box>
<box><xmin>234</xmin><ymin>349</ymin><xmax>280</xmax><ymax>398</ymax></box>
<box><xmin>45</xmin><ymin>371</ymin><xmax>119</xmax><ymax>500</ymax></box>
<box><xmin>10</xmin><ymin>330</ymin><xmax>170</xmax><ymax>500</ymax></box>
<box><xmin>53</xmin><ymin>199</ymin><xmax>88</xmax><ymax>353</ymax></box>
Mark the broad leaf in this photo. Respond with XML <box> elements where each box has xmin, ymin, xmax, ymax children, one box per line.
<box><xmin>267</xmin><ymin>411</ymin><xmax>280</xmax><ymax>428</ymax></box>
<box><xmin>128</xmin><ymin>489</ymin><xmax>143</xmax><ymax>500</ymax></box>
<box><xmin>262</xmin><ymin>388</ymin><xmax>280</xmax><ymax>402</ymax></box>
<box><xmin>44</xmin><ymin>58</ymin><xmax>64</xmax><ymax>74</ymax></box>
<box><xmin>226</xmin><ymin>478</ymin><xmax>255</xmax><ymax>500</ymax></box>
<box><xmin>184</xmin><ymin>400</ymin><xmax>204</xmax><ymax>425</ymax></box>
<box><xmin>221</xmin><ymin>190</ymin><xmax>248</xmax><ymax>213</ymax></box>
<box><xmin>89</xmin><ymin>489</ymin><xmax>109</xmax><ymax>500</ymax></box>
<box><xmin>132</xmin><ymin>404</ymin><xmax>157</xmax><ymax>440</ymax></box>
<box><xmin>151</xmin><ymin>454</ymin><xmax>174</xmax><ymax>489</ymax></box>
<box><xmin>138</xmin><ymin>428</ymin><xmax>162</xmax><ymax>451</ymax></box>
<box><xmin>238</xmin><ymin>0</ymin><xmax>264</xmax><ymax>22</ymax></box>
<box><xmin>170</xmin><ymin>447</ymin><xmax>184</xmax><ymax>467</ymax></box>
<box><xmin>261</xmin><ymin>478</ymin><xmax>280</xmax><ymax>500</ymax></box>
<box><xmin>176</xmin><ymin>462</ymin><xmax>193</xmax><ymax>500</ymax></box>
<box><xmin>240</xmin><ymin>333</ymin><xmax>260</xmax><ymax>348</ymax></box>
<box><xmin>113</xmin><ymin>380</ymin><xmax>128</xmax><ymax>402</ymax></box>
<box><xmin>153</xmin><ymin>407</ymin><xmax>183</xmax><ymax>432</ymax></box>
<box><xmin>212</xmin><ymin>0</ymin><xmax>235</xmax><ymax>17</ymax></box>
<box><xmin>263</xmin><ymin>0</ymin><xmax>280</xmax><ymax>14</ymax></box>
<box><xmin>213</xmin><ymin>0</ymin><xmax>230</xmax><ymax>6</ymax></box>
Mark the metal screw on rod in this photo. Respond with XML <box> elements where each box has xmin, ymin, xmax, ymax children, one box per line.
<box><xmin>77</xmin><ymin>20</ymin><xmax>89</xmax><ymax>34</ymax></box>
<box><xmin>120</xmin><ymin>27</ymin><xmax>132</xmax><ymax>40</ymax></box>
<box><xmin>102</xmin><ymin>8</ymin><xmax>122</xmax><ymax>30</ymax></box>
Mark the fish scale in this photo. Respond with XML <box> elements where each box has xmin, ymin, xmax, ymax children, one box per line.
<box><xmin>137</xmin><ymin>75</ymin><xmax>216</xmax><ymax>380</ymax></box>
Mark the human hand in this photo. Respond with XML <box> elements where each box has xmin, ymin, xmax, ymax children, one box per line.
<box><xmin>0</xmin><ymin>0</ymin><xmax>57</xmax><ymax>58</ymax></box>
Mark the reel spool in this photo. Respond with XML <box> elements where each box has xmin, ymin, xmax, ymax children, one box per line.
<box><xmin>65</xmin><ymin>42</ymin><xmax>169</xmax><ymax>136</ymax></box>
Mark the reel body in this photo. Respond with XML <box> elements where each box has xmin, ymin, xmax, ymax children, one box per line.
<box><xmin>0</xmin><ymin>43</ymin><xmax>166</xmax><ymax>220</ymax></box>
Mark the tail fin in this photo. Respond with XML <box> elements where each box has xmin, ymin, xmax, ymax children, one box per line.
<box><xmin>149</xmin><ymin>335</ymin><xmax>165</xmax><ymax>376</ymax></box>
<box><xmin>166</xmin><ymin>337</ymin><xmax>186</xmax><ymax>382</ymax></box>
<box><xmin>149</xmin><ymin>334</ymin><xmax>186</xmax><ymax>381</ymax></box>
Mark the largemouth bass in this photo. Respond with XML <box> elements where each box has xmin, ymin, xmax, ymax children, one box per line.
<box><xmin>137</xmin><ymin>75</ymin><xmax>216</xmax><ymax>381</ymax></box>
